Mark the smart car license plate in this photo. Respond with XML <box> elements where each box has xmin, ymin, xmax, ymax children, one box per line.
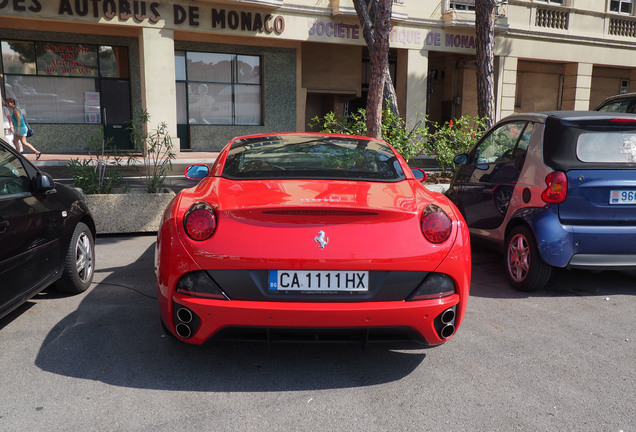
<box><xmin>610</xmin><ymin>190</ymin><xmax>636</xmax><ymax>204</ymax></box>
<box><xmin>269</xmin><ymin>270</ymin><xmax>369</xmax><ymax>292</ymax></box>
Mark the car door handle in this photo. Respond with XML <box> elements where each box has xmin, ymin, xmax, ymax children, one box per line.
<box><xmin>0</xmin><ymin>220</ymin><xmax>8</xmax><ymax>234</ymax></box>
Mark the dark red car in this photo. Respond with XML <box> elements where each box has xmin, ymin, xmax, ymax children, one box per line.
<box><xmin>155</xmin><ymin>133</ymin><xmax>471</xmax><ymax>346</ymax></box>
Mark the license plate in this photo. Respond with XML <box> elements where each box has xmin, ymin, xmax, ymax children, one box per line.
<box><xmin>610</xmin><ymin>190</ymin><xmax>636</xmax><ymax>204</ymax></box>
<box><xmin>269</xmin><ymin>270</ymin><xmax>369</xmax><ymax>292</ymax></box>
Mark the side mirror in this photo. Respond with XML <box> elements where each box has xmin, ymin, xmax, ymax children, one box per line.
<box><xmin>410</xmin><ymin>167</ymin><xmax>427</xmax><ymax>182</ymax></box>
<box><xmin>453</xmin><ymin>154</ymin><xmax>468</xmax><ymax>165</ymax></box>
<box><xmin>475</xmin><ymin>157</ymin><xmax>489</xmax><ymax>170</ymax></box>
<box><xmin>185</xmin><ymin>164</ymin><xmax>210</xmax><ymax>180</ymax></box>
<box><xmin>35</xmin><ymin>172</ymin><xmax>55</xmax><ymax>192</ymax></box>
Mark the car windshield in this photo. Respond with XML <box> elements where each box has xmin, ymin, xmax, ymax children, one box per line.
<box><xmin>222</xmin><ymin>135</ymin><xmax>406</xmax><ymax>181</ymax></box>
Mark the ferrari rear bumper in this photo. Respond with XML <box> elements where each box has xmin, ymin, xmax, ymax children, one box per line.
<box><xmin>167</xmin><ymin>293</ymin><xmax>462</xmax><ymax>346</ymax></box>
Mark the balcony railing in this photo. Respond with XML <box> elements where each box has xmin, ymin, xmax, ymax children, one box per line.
<box><xmin>609</xmin><ymin>16</ymin><xmax>636</xmax><ymax>38</ymax></box>
<box><xmin>535</xmin><ymin>7</ymin><xmax>569</xmax><ymax>30</ymax></box>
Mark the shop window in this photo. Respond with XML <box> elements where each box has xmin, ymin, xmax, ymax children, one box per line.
<box><xmin>610</xmin><ymin>0</ymin><xmax>633</xmax><ymax>14</ymax></box>
<box><xmin>35</xmin><ymin>44</ymin><xmax>98</xmax><ymax>77</ymax></box>
<box><xmin>1</xmin><ymin>41</ymin><xmax>36</xmax><ymax>75</ymax></box>
<box><xmin>1</xmin><ymin>40</ymin><xmax>129</xmax><ymax>124</ymax></box>
<box><xmin>99</xmin><ymin>46</ymin><xmax>129</xmax><ymax>79</ymax></box>
<box><xmin>5</xmin><ymin>76</ymin><xmax>97</xmax><ymax>123</ymax></box>
<box><xmin>175</xmin><ymin>50</ymin><xmax>261</xmax><ymax>126</ymax></box>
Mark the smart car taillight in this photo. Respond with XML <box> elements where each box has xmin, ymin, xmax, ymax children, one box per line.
<box><xmin>421</xmin><ymin>205</ymin><xmax>452</xmax><ymax>244</ymax></box>
<box><xmin>541</xmin><ymin>171</ymin><xmax>567</xmax><ymax>204</ymax></box>
<box><xmin>184</xmin><ymin>202</ymin><xmax>217</xmax><ymax>241</ymax></box>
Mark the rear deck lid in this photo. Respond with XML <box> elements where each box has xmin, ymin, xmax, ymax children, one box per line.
<box><xmin>560</xmin><ymin>169</ymin><xmax>636</xmax><ymax>225</ymax></box>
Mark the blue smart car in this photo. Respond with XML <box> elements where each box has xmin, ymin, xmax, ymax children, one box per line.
<box><xmin>446</xmin><ymin>111</ymin><xmax>636</xmax><ymax>291</ymax></box>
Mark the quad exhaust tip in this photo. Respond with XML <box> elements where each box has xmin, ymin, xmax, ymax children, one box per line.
<box><xmin>175</xmin><ymin>322</ymin><xmax>192</xmax><ymax>339</ymax></box>
<box><xmin>438</xmin><ymin>307</ymin><xmax>456</xmax><ymax>339</ymax></box>
<box><xmin>174</xmin><ymin>307</ymin><xmax>197</xmax><ymax>339</ymax></box>
<box><xmin>176</xmin><ymin>307</ymin><xmax>193</xmax><ymax>324</ymax></box>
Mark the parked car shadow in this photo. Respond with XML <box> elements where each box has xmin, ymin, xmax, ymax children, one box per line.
<box><xmin>0</xmin><ymin>302</ymin><xmax>36</xmax><ymax>331</ymax></box>
<box><xmin>470</xmin><ymin>243</ymin><xmax>636</xmax><ymax>299</ymax></box>
<box><xmin>34</xmin><ymin>238</ymin><xmax>427</xmax><ymax>392</ymax></box>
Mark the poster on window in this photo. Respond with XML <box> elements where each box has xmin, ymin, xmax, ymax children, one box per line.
<box><xmin>84</xmin><ymin>91</ymin><xmax>101</xmax><ymax>123</ymax></box>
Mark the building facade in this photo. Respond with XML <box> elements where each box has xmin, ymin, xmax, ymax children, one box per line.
<box><xmin>1</xmin><ymin>0</ymin><xmax>635</xmax><ymax>153</ymax></box>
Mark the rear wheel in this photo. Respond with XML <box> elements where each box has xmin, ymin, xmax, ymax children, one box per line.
<box><xmin>505</xmin><ymin>225</ymin><xmax>552</xmax><ymax>291</ymax></box>
<box><xmin>55</xmin><ymin>222</ymin><xmax>95</xmax><ymax>294</ymax></box>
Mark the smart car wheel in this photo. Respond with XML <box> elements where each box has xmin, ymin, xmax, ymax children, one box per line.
<box><xmin>54</xmin><ymin>222</ymin><xmax>95</xmax><ymax>294</ymax></box>
<box><xmin>505</xmin><ymin>225</ymin><xmax>552</xmax><ymax>291</ymax></box>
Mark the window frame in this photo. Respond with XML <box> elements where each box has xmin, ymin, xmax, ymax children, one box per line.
<box><xmin>609</xmin><ymin>0</ymin><xmax>633</xmax><ymax>14</ymax></box>
<box><xmin>175</xmin><ymin>50</ymin><xmax>262</xmax><ymax>127</ymax></box>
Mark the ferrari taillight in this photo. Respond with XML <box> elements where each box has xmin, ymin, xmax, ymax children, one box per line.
<box><xmin>541</xmin><ymin>171</ymin><xmax>567</xmax><ymax>204</ymax></box>
<box><xmin>184</xmin><ymin>202</ymin><xmax>217</xmax><ymax>241</ymax></box>
<box><xmin>421</xmin><ymin>205</ymin><xmax>452</xmax><ymax>244</ymax></box>
<box><xmin>408</xmin><ymin>273</ymin><xmax>456</xmax><ymax>301</ymax></box>
<box><xmin>176</xmin><ymin>271</ymin><xmax>228</xmax><ymax>300</ymax></box>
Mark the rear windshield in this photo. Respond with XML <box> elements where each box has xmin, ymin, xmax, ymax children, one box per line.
<box><xmin>222</xmin><ymin>135</ymin><xmax>406</xmax><ymax>181</ymax></box>
<box><xmin>577</xmin><ymin>132</ymin><xmax>636</xmax><ymax>163</ymax></box>
<box><xmin>543</xmin><ymin>115</ymin><xmax>636</xmax><ymax>170</ymax></box>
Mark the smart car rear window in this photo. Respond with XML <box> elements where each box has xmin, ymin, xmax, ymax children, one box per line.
<box><xmin>222</xmin><ymin>136</ymin><xmax>406</xmax><ymax>181</ymax></box>
<box><xmin>577</xmin><ymin>132</ymin><xmax>636</xmax><ymax>163</ymax></box>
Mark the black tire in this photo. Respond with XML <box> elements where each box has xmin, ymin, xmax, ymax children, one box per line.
<box><xmin>505</xmin><ymin>225</ymin><xmax>552</xmax><ymax>291</ymax></box>
<box><xmin>54</xmin><ymin>222</ymin><xmax>95</xmax><ymax>294</ymax></box>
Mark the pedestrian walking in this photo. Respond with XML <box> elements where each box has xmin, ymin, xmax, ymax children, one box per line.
<box><xmin>5</xmin><ymin>98</ymin><xmax>41</xmax><ymax>159</ymax></box>
<box><xmin>2</xmin><ymin>99</ymin><xmax>17</xmax><ymax>151</ymax></box>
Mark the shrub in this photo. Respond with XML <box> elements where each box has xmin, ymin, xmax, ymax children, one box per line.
<box><xmin>310</xmin><ymin>108</ymin><xmax>489</xmax><ymax>175</ymax></box>
<box><xmin>310</xmin><ymin>105</ymin><xmax>429</xmax><ymax>162</ymax></box>
<box><xmin>425</xmin><ymin>116</ymin><xmax>490</xmax><ymax>174</ymax></box>
<box><xmin>67</xmin><ymin>129</ymin><xmax>124</xmax><ymax>194</ymax></box>
<box><xmin>127</xmin><ymin>110</ymin><xmax>176</xmax><ymax>193</ymax></box>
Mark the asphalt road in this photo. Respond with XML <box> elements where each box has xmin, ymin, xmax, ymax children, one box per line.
<box><xmin>0</xmin><ymin>235</ymin><xmax>634</xmax><ymax>432</ymax></box>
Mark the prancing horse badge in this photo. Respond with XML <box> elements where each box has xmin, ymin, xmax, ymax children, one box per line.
<box><xmin>314</xmin><ymin>230</ymin><xmax>329</xmax><ymax>250</ymax></box>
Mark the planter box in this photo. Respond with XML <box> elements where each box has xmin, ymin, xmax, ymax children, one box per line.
<box><xmin>84</xmin><ymin>189</ymin><xmax>176</xmax><ymax>234</ymax></box>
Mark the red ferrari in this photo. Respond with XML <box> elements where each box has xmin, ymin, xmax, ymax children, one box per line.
<box><xmin>155</xmin><ymin>133</ymin><xmax>471</xmax><ymax>346</ymax></box>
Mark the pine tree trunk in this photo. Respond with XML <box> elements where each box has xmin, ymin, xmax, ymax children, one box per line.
<box><xmin>475</xmin><ymin>0</ymin><xmax>497</xmax><ymax>127</ymax></box>
<box><xmin>365</xmin><ymin>0</ymin><xmax>391</xmax><ymax>138</ymax></box>
<box><xmin>353</xmin><ymin>0</ymin><xmax>399</xmax><ymax>121</ymax></box>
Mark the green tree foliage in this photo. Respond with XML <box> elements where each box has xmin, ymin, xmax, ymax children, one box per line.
<box><xmin>127</xmin><ymin>110</ymin><xmax>176</xmax><ymax>193</ymax></box>
<box><xmin>424</xmin><ymin>116</ymin><xmax>490</xmax><ymax>174</ymax></box>
<box><xmin>310</xmin><ymin>105</ymin><xmax>428</xmax><ymax>162</ymax></box>
<box><xmin>311</xmin><ymin>108</ymin><xmax>489</xmax><ymax>175</ymax></box>
<box><xmin>67</xmin><ymin>129</ymin><xmax>123</xmax><ymax>194</ymax></box>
